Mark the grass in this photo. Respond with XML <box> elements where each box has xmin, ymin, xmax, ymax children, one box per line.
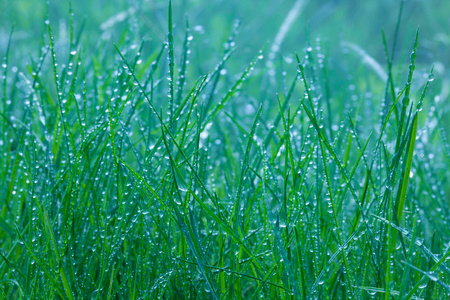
<box><xmin>1</xmin><ymin>0</ymin><xmax>449</xmax><ymax>299</ymax></box>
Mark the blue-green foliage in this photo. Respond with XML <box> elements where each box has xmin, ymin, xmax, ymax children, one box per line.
<box><xmin>0</xmin><ymin>0</ymin><xmax>449</xmax><ymax>298</ymax></box>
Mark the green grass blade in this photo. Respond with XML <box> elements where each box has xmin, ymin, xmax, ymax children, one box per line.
<box><xmin>395</xmin><ymin>113</ymin><xmax>418</xmax><ymax>222</ymax></box>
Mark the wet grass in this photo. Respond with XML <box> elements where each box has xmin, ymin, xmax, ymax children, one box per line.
<box><xmin>1</xmin><ymin>0</ymin><xmax>449</xmax><ymax>299</ymax></box>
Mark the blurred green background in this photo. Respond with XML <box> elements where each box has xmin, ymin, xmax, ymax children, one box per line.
<box><xmin>1</xmin><ymin>0</ymin><xmax>449</xmax><ymax>130</ymax></box>
<box><xmin>2</xmin><ymin>0</ymin><xmax>449</xmax><ymax>60</ymax></box>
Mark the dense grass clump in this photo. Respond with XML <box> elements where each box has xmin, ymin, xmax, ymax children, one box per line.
<box><xmin>1</xmin><ymin>0</ymin><xmax>449</xmax><ymax>299</ymax></box>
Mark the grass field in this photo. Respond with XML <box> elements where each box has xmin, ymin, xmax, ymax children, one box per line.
<box><xmin>1</xmin><ymin>0</ymin><xmax>450</xmax><ymax>298</ymax></box>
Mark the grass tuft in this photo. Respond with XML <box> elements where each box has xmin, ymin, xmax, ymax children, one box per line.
<box><xmin>0</xmin><ymin>0</ymin><xmax>449</xmax><ymax>299</ymax></box>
